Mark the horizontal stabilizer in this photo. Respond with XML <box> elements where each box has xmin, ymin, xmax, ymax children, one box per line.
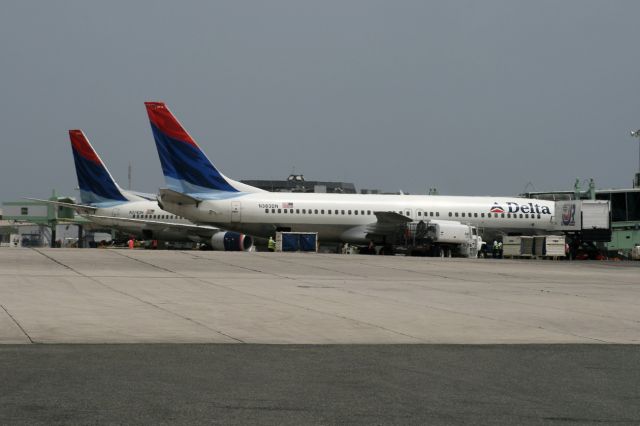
<box><xmin>24</xmin><ymin>198</ymin><xmax>97</xmax><ymax>215</ymax></box>
<box><xmin>158</xmin><ymin>188</ymin><xmax>202</xmax><ymax>207</ymax></box>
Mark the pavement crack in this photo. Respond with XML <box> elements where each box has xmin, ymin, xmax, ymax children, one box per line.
<box><xmin>32</xmin><ymin>248</ymin><xmax>244</xmax><ymax>343</ymax></box>
<box><xmin>1</xmin><ymin>304</ymin><xmax>34</xmax><ymax>344</ymax></box>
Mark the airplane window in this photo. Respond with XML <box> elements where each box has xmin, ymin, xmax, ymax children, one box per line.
<box><xmin>277</xmin><ymin>209</ymin><xmax>281</xmax><ymax>213</ymax></box>
<box><xmin>348</xmin><ymin>210</ymin><xmax>352</xmax><ymax>215</ymax></box>
<box><xmin>507</xmin><ymin>213</ymin><xmax>511</xmax><ymax>218</ymax></box>
<box><xmin>367</xmin><ymin>210</ymin><xmax>371</xmax><ymax>215</ymax></box>
<box><xmin>264</xmin><ymin>209</ymin><xmax>269</xmax><ymax>213</ymax></box>
<box><xmin>354</xmin><ymin>210</ymin><xmax>358</xmax><ymax>215</ymax></box>
<box><xmin>296</xmin><ymin>209</ymin><xmax>300</xmax><ymax>214</ymax></box>
<box><xmin>525</xmin><ymin>214</ymin><xmax>529</xmax><ymax>218</ymax></box>
<box><xmin>481</xmin><ymin>213</ymin><xmax>485</xmax><ymax>218</ymax></box>
<box><xmin>314</xmin><ymin>209</ymin><xmax>318</xmax><ymax>214</ymax></box>
<box><xmin>302</xmin><ymin>209</ymin><xmax>306</xmax><ymax>214</ymax></box>
<box><xmin>321</xmin><ymin>209</ymin><xmax>325</xmax><ymax>214</ymax></box>
<box><xmin>361</xmin><ymin>210</ymin><xmax>365</xmax><ymax>215</ymax></box>
<box><xmin>335</xmin><ymin>210</ymin><xmax>339</xmax><ymax>215</ymax></box>
<box><xmin>461</xmin><ymin>213</ymin><xmax>465</xmax><ymax>217</ymax></box>
<box><xmin>430</xmin><ymin>212</ymin><xmax>434</xmax><ymax>217</ymax></box>
<box><xmin>468</xmin><ymin>213</ymin><xmax>472</xmax><ymax>217</ymax></box>
<box><xmin>341</xmin><ymin>210</ymin><xmax>345</xmax><ymax>215</ymax></box>
<box><xmin>537</xmin><ymin>214</ymin><xmax>541</xmax><ymax>219</ymax></box>
<box><xmin>328</xmin><ymin>210</ymin><xmax>332</xmax><ymax>214</ymax></box>
<box><xmin>474</xmin><ymin>213</ymin><xmax>478</xmax><ymax>217</ymax></box>
<box><xmin>519</xmin><ymin>214</ymin><xmax>523</xmax><ymax>218</ymax></box>
<box><xmin>448</xmin><ymin>212</ymin><xmax>452</xmax><ymax>217</ymax></box>
<box><xmin>436</xmin><ymin>212</ymin><xmax>439</xmax><ymax>217</ymax></box>
<box><xmin>455</xmin><ymin>212</ymin><xmax>459</xmax><ymax>217</ymax></box>
<box><xmin>398</xmin><ymin>211</ymin><xmax>402</xmax><ymax>214</ymax></box>
<box><xmin>418</xmin><ymin>212</ymin><xmax>422</xmax><ymax>216</ymax></box>
<box><xmin>501</xmin><ymin>213</ymin><xmax>505</xmax><ymax>218</ymax></box>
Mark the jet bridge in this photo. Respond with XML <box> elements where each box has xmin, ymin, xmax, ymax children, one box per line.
<box><xmin>552</xmin><ymin>200</ymin><xmax>611</xmax><ymax>242</ymax></box>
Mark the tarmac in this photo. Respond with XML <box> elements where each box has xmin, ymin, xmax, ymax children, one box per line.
<box><xmin>1</xmin><ymin>248</ymin><xmax>639</xmax><ymax>424</ymax></box>
<box><xmin>0</xmin><ymin>248</ymin><xmax>638</xmax><ymax>344</ymax></box>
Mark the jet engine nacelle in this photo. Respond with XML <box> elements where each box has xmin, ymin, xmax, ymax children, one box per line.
<box><xmin>210</xmin><ymin>232</ymin><xmax>253</xmax><ymax>251</ymax></box>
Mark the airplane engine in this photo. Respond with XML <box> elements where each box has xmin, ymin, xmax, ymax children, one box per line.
<box><xmin>210</xmin><ymin>232</ymin><xmax>254</xmax><ymax>251</ymax></box>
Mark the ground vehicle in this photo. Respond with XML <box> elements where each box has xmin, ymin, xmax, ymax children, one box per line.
<box><xmin>392</xmin><ymin>220</ymin><xmax>483</xmax><ymax>257</ymax></box>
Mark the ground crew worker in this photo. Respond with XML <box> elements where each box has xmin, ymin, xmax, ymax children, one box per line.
<box><xmin>268</xmin><ymin>236</ymin><xmax>276</xmax><ymax>252</ymax></box>
<box><xmin>497</xmin><ymin>241</ymin><xmax>503</xmax><ymax>258</ymax></box>
<box><xmin>492</xmin><ymin>240</ymin><xmax>498</xmax><ymax>258</ymax></box>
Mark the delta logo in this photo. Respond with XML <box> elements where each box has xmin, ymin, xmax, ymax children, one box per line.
<box><xmin>490</xmin><ymin>203</ymin><xmax>505</xmax><ymax>214</ymax></box>
<box><xmin>490</xmin><ymin>201</ymin><xmax>552</xmax><ymax>215</ymax></box>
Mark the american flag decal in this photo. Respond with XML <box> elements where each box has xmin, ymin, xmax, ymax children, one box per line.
<box><xmin>282</xmin><ymin>202</ymin><xmax>293</xmax><ymax>209</ymax></box>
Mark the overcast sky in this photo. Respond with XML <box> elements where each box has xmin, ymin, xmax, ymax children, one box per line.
<box><xmin>1</xmin><ymin>1</ymin><xmax>640</xmax><ymax>203</ymax></box>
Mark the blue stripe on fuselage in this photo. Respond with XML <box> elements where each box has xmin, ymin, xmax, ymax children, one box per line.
<box><xmin>151</xmin><ymin>123</ymin><xmax>238</xmax><ymax>193</ymax></box>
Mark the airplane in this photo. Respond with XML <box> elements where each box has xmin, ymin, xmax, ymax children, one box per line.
<box><xmin>145</xmin><ymin>101</ymin><xmax>557</xmax><ymax>246</ymax></box>
<box><xmin>28</xmin><ymin>130</ymin><xmax>253</xmax><ymax>251</ymax></box>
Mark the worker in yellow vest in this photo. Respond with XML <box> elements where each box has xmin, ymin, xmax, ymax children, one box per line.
<box><xmin>268</xmin><ymin>236</ymin><xmax>276</xmax><ymax>252</ymax></box>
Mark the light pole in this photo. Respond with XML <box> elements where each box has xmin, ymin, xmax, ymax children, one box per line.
<box><xmin>632</xmin><ymin>129</ymin><xmax>640</xmax><ymax>187</ymax></box>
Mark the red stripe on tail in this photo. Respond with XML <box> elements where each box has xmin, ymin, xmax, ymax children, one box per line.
<box><xmin>144</xmin><ymin>102</ymin><xmax>198</xmax><ymax>148</ymax></box>
<box><xmin>69</xmin><ymin>130</ymin><xmax>101</xmax><ymax>165</ymax></box>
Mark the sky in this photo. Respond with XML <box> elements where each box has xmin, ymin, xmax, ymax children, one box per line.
<box><xmin>1</xmin><ymin>0</ymin><xmax>640</xmax><ymax>203</ymax></box>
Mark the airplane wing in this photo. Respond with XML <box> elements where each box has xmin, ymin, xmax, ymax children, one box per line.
<box><xmin>373</xmin><ymin>211</ymin><xmax>413</xmax><ymax>224</ymax></box>
<box><xmin>24</xmin><ymin>198</ymin><xmax>97</xmax><ymax>215</ymax></box>
<box><xmin>339</xmin><ymin>211</ymin><xmax>414</xmax><ymax>242</ymax></box>
<box><xmin>85</xmin><ymin>215</ymin><xmax>221</xmax><ymax>237</ymax></box>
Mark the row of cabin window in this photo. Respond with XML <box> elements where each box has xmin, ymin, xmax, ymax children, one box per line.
<box><xmin>448</xmin><ymin>212</ymin><xmax>541</xmax><ymax>219</ymax></box>
<box><xmin>265</xmin><ymin>208</ymin><xmax>374</xmax><ymax>215</ymax></box>
<box><xmin>133</xmin><ymin>214</ymin><xmax>183</xmax><ymax>220</ymax></box>
<box><xmin>263</xmin><ymin>209</ymin><xmax>539</xmax><ymax>220</ymax></box>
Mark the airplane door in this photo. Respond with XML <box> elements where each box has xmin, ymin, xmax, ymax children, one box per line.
<box><xmin>231</xmin><ymin>202</ymin><xmax>241</xmax><ymax>223</ymax></box>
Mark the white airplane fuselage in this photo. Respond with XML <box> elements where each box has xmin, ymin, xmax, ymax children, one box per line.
<box><xmin>87</xmin><ymin>200</ymin><xmax>196</xmax><ymax>241</ymax></box>
<box><xmin>161</xmin><ymin>192</ymin><xmax>556</xmax><ymax>243</ymax></box>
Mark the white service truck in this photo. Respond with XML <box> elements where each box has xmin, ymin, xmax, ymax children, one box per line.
<box><xmin>393</xmin><ymin>220</ymin><xmax>483</xmax><ymax>258</ymax></box>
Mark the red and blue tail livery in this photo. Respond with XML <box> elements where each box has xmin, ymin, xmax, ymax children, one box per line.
<box><xmin>69</xmin><ymin>130</ymin><xmax>128</xmax><ymax>204</ymax></box>
<box><xmin>145</xmin><ymin>102</ymin><xmax>239</xmax><ymax>194</ymax></box>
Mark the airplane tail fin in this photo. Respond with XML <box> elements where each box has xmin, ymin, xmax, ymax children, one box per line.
<box><xmin>145</xmin><ymin>102</ymin><xmax>263</xmax><ymax>195</ymax></box>
<box><xmin>69</xmin><ymin>130</ymin><xmax>130</xmax><ymax>204</ymax></box>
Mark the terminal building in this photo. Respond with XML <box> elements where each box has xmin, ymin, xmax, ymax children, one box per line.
<box><xmin>241</xmin><ymin>174</ymin><xmax>357</xmax><ymax>194</ymax></box>
<box><xmin>1</xmin><ymin>191</ymin><xmax>96</xmax><ymax>248</ymax></box>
